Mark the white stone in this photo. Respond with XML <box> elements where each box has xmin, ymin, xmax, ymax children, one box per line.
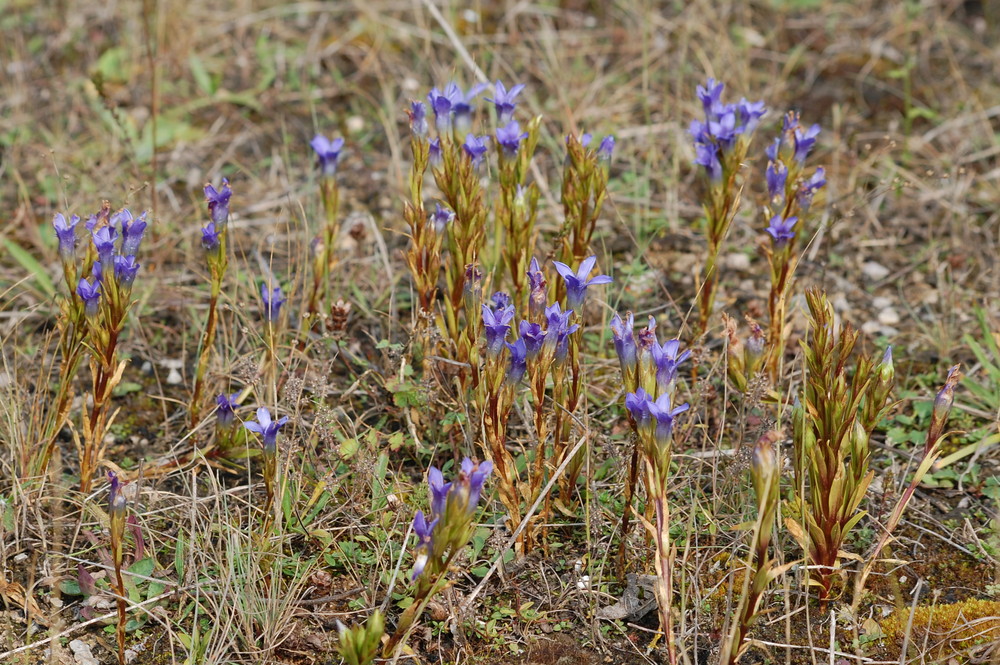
<box><xmin>166</xmin><ymin>368</ymin><xmax>183</xmax><ymax>385</ymax></box>
<box><xmin>872</xmin><ymin>296</ymin><xmax>893</xmax><ymax>309</ymax></box>
<box><xmin>832</xmin><ymin>294</ymin><xmax>850</xmax><ymax>313</ymax></box>
<box><xmin>878</xmin><ymin>307</ymin><xmax>901</xmax><ymax>326</ymax></box>
<box><xmin>861</xmin><ymin>320</ymin><xmax>882</xmax><ymax>335</ymax></box>
<box><xmin>346</xmin><ymin>116</ymin><xmax>364</xmax><ymax>133</ymax></box>
<box><xmin>862</xmin><ymin>261</ymin><xmax>890</xmax><ymax>281</ymax></box>
<box><xmin>69</xmin><ymin>640</ymin><xmax>99</xmax><ymax>665</ymax></box>
<box><xmin>724</xmin><ymin>252</ymin><xmax>751</xmax><ymax>271</ymax></box>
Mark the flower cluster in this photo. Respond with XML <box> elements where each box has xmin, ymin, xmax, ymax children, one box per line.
<box><xmin>689</xmin><ymin>78</ymin><xmax>767</xmax><ymax>181</ymax></box>
<box><xmin>65</xmin><ymin>208</ymin><xmax>148</xmax><ymax>314</ymax></box>
<box><xmin>410</xmin><ymin>458</ymin><xmax>492</xmax><ymax>580</ymax></box>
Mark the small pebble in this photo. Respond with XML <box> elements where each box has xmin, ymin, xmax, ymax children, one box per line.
<box><xmin>832</xmin><ymin>293</ymin><xmax>850</xmax><ymax>313</ymax></box>
<box><xmin>346</xmin><ymin>116</ymin><xmax>364</xmax><ymax>133</ymax></box>
<box><xmin>862</xmin><ymin>261</ymin><xmax>890</xmax><ymax>281</ymax></box>
<box><xmin>166</xmin><ymin>368</ymin><xmax>183</xmax><ymax>385</ymax></box>
<box><xmin>872</xmin><ymin>296</ymin><xmax>893</xmax><ymax>309</ymax></box>
<box><xmin>69</xmin><ymin>640</ymin><xmax>99</xmax><ymax>665</ymax></box>
<box><xmin>13</xmin><ymin>553</ymin><xmax>28</xmax><ymax>563</ymax></box>
<box><xmin>140</xmin><ymin>361</ymin><xmax>153</xmax><ymax>374</ymax></box>
<box><xmin>861</xmin><ymin>321</ymin><xmax>882</xmax><ymax>335</ymax></box>
<box><xmin>724</xmin><ymin>252</ymin><xmax>751</xmax><ymax>271</ymax></box>
<box><xmin>878</xmin><ymin>307</ymin><xmax>901</xmax><ymax>326</ymax></box>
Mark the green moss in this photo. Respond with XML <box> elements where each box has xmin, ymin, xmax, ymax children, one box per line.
<box><xmin>880</xmin><ymin>599</ymin><xmax>1000</xmax><ymax>659</ymax></box>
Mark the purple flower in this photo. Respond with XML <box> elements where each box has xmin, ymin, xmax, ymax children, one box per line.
<box><xmin>646</xmin><ymin>392</ymin><xmax>689</xmax><ymax>445</ymax></box>
<box><xmin>260</xmin><ymin>283</ymin><xmax>286</xmax><ymax>322</ymax></box>
<box><xmin>429</xmin><ymin>203</ymin><xmax>454</xmax><ymax>234</ymax></box>
<box><xmin>428</xmin><ymin>82</ymin><xmax>487</xmax><ymax>133</ymax></box>
<box><xmin>597</xmin><ymin>135</ymin><xmax>616</xmax><ymax>162</ymax></box>
<box><xmin>76</xmin><ymin>278</ymin><xmax>101</xmax><ymax>316</ymax></box>
<box><xmin>91</xmin><ymin>261</ymin><xmax>103</xmax><ymax>284</ymax></box>
<box><xmin>610</xmin><ymin>311</ymin><xmax>637</xmax><ymax>372</ymax></box>
<box><xmin>428</xmin><ymin>138</ymin><xmax>442</xmax><ymax>168</ymax></box>
<box><xmin>637</xmin><ymin>316</ymin><xmax>658</xmax><ymax>354</ymax></box>
<box><xmin>459</xmin><ymin>458</ymin><xmax>493</xmax><ymax>510</ymax></box>
<box><xmin>486</xmin><ymin>80</ymin><xmax>525</xmax><ymax>124</ymax></box>
<box><xmin>505</xmin><ymin>339</ymin><xmax>527</xmax><ymax>385</ymax></box>
<box><xmin>651</xmin><ymin>339</ymin><xmax>690</xmax><ymax>393</ymax></box>
<box><xmin>495</xmin><ymin>120</ymin><xmax>528</xmax><ymax>158</ymax></box>
<box><xmin>526</xmin><ymin>257</ymin><xmax>547</xmax><ymax>319</ymax></box>
<box><xmin>567</xmin><ymin>132</ymin><xmax>593</xmax><ymax>147</ymax></box>
<box><xmin>84</xmin><ymin>214</ymin><xmax>99</xmax><ymax>231</ymax></box>
<box><xmin>113</xmin><ymin>255</ymin><xmax>140</xmax><ymax>288</ymax></box>
<box><xmin>797</xmin><ymin>167</ymin><xmax>826</xmax><ymax>212</ymax></box>
<box><xmin>519</xmin><ymin>320</ymin><xmax>545</xmax><ymax>359</ymax></box>
<box><xmin>411</xmin><ymin>510</ymin><xmax>438</xmax><ymax>580</ymax></box>
<box><xmin>694</xmin><ymin>141</ymin><xmax>723</xmax><ymax>181</ymax></box>
<box><xmin>310</xmin><ymin>134</ymin><xmax>345</xmax><ymax>177</ymax></box>
<box><xmin>625</xmin><ymin>387</ymin><xmax>654</xmax><ymax>426</ymax></box>
<box><xmin>216</xmin><ymin>392</ymin><xmax>240</xmax><ymax>428</ymax></box>
<box><xmin>108</xmin><ymin>471</ymin><xmax>127</xmax><ymax>515</ymax></box>
<box><xmin>243</xmin><ymin>406</ymin><xmax>289</xmax><ymax>453</ymax></box>
<box><xmin>427</xmin><ymin>86</ymin><xmax>455</xmax><ymax>131</ymax></box>
<box><xmin>765</xmin><ymin>137</ymin><xmax>781</xmax><ymax>162</ymax></box>
<box><xmin>697</xmin><ymin>78</ymin><xmax>724</xmax><ymax>111</ymax></box>
<box><xmin>92</xmin><ymin>225</ymin><xmax>117</xmax><ymax>267</ymax></box>
<box><xmin>880</xmin><ymin>346</ymin><xmax>894</xmax><ymax>382</ymax></box>
<box><xmin>462</xmin><ymin>133</ymin><xmax>489</xmax><ymax>166</ymax></box>
<box><xmin>490</xmin><ymin>291</ymin><xmax>512</xmax><ymax>311</ymax></box>
<box><xmin>793</xmin><ymin>124</ymin><xmax>821</xmax><ymax>163</ymax></box>
<box><xmin>765</xmin><ymin>215</ymin><xmax>798</xmax><ymax>247</ymax></box>
<box><xmin>482</xmin><ymin>303</ymin><xmax>515</xmax><ymax>356</ymax></box>
<box><xmin>408</xmin><ymin>101</ymin><xmax>428</xmax><ymax>138</ymax></box>
<box><xmin>552</xmin><ymin>255</ymin><xmax>613</xmax><ymax>310</ymax></box>
<box><xmin>766</xmin><ymin>160</ymin><xmax>787</xmax><ymax>202</ymax></box>
<box><xmin>737</xmin><ymin>98</ymin><xmax>767</xmax><ymax>134</ymax></box>
<box><xmin>53</xmin><ymin>213</ymin><xmax>79</xmax><ymax>259</ymax></box>
<box><xmin>201</xmin><ymin>222</ymin><xmax>222</xmax><ymax>251</ymax></box>
<box><xmin>428</xmin><ymin>467</ymin><xmax>452</xmax><ymax>520</ymax></box>
<box><xmin>205</xmin><ymin>179</ymin><xmax>231</xmax><ymax>227</ymax></box>
<box><xmin>119</xmin><ymin>210</ymin><xmax>148</xmax><ymax>257</ymax></box>
<box><xmin>543</xmin><ymin>302</ymin><xmax>579</xmax><ymax>362</ymax></box>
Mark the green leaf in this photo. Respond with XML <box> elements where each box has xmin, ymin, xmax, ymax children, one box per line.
<box><xmin>2</xmin><ymin>237</ymin><xmax>56</xmax><ymax>298</ymax></box>
<box><xmin>60</xmin><ymin>579</ymin><xmax>82</xmax><ymax>596</ymax></box>
<box><xmin>127</xmin><ymin>556</ymin><xmax>155</xmax><ymax>578</ymax></box>
<box><xmin>188</xmin><ymin>54</ymin><xmax>216</xmax><ymax>96</ymax></box>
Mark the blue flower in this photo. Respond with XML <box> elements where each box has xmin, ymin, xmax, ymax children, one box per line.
<box><xmin>495</xmin><ymin>120</ymin><xmax>528</xmax><ymax>158</ymax></box>
<box><xmin>201</xmin><ymin>222</ymin><xmax>222</xmax><ymax>251</ymax></box>
<box><xmin>215</xmin><ymin>392</ymin><xmax>240</xmax><ymax>428</ymax></box>
<box><xmin>625</xmin><ymin>389</ymin><xmax>689</xmax><ymax>447</ymax></box>
<box><xmin>408</xmin><ymin>101</ymin><xmax>428</xmax><ymax>138</ymax></box>
<box><xmin>543</xmin><ymin>302</ymin><xmax>579</xmax><ymax>362</ymax></box>
<box><xmin>765</xmin><ymin>215</ymin><xmax>798</xmax><ymax>247</ymax></box>
<box><xmin>459</xmin><ymin>458</ymin><xmax>492</xmax><ymax>510</ymax></box>
<box><xmin>482</xmin><ymin>303</ymin><xmax>515</xmax><ymax>356</ymax></box>
<box><xmin>429</xmin><ymin>203</ymin><xmax>454</xmax><ymax>234</ymax></box>
<box><xmin>597</xmin><ymin>135</ymin><xmax>616</xmax><ymax>162</ymax></box>
<box><xmin>92</xmin><ymin>225</ymin><xmax>117</xmax><ymax>268</ymax></box>
<box><xmin>410</xmin><ymin>510</ymin><xmax>438</xmax><ymax>580</ymax></box>
<box><xmin>519</xmin><ymin>320</ymin><xmax>545</xmax><ymax>359</ymax></box>
<box><xmin>625</xmin><ymin>387</ymin><xmax>654</xmax><ymax>426</ymax></box>
<box><xmin>53</xmin><ymin>213</ymin><xmax>79</xmax><ymax>259</ymax></box>
<box><xmin>552</xmin><ymin>255</ymin><xmax>613</xmax><ymax>310</ymax></box>
<box><xmin>205</xmin><ymin>179</ymin><xmax>232</xmax><ymax>227</ymax></box>
<box><xmin>310</xmin><ymin>134</ymin><xmax>345</xmax><ymax>177</ymax></box>
<box><xmin>462</xmin><ymin>133</ymin><xmax>489</xmax><ymax>166</ymax></box>
<box><xmin>260</xmin><ymin>283</ymin><xmax>286</xmax><ymax>322</ymax></box>
<box><xmin>107</xmin><ymin>471</ymin><xmax>127</xmax><ymax>514</ymax></box>
<box><xmin>113</xmin><ymin>255</ymin><xmax>140</xmax><ymax>288</ymax></box>
<box><xmin>243</xmin><ymin>406</ymin><xmax>289</xmax><ymax>454</ymax></box>
<box><xmin>486</xmin><ymin>80</ymin><xmax>525</xmax><ymax>124</ymax></box>
<box><xmin>797</xmin><ymin>167</ymin><xmax>826</xmax><ymax>212</ymax></box>
<box><xmin>793</xmin><ymin>124</ymin><xmax>821</xmax><ymax>163</ymax></box>
<box><xmin>526</xmin><ymin>257</ymin><xmax>547</xmax><ymax>318</ymax></box>
<box><xmin>428</xmin><ymin>138</ymin><xmax>442</xmax><ymax>168</ymax></box>
<box><xmin>766</xmin><ymin>160</ymin><xmax>787</xmax><ymax>202</ymax></box>
<box><xmin>610</xmin><ymin>311</ymin><xmax>637</xmax><ymax>372</ymax></box>
<box><xmin>76</xmin><ymin>278</ymin><xmax>101</xmax><ymax>316</ymax></box>
<box><xmin>696</xmin><ymin>78</ymin><xmax>724</xmax><ymax>111</ymax></box>
<box><xmin>490</xmin><ymin>291</ymin><xmax>512</xmax><ymax>311</ymax></box>
<box><xmin>428</xmin><ymin>82</ymin><xmax>487</xmax><ymax>132</ymax></box>
<box><xmin>119</xmin><ymin>210</ymin><xmax>148</xmax><ymax>257</ymax></box>
<box><xmin>505</xmin><ymin>338</ymin><xmax>527</xmax><ymax>385</ymax></box>
<box><xmin>651</xmin><ymin>339</ymin><xmax>690</xmax><ymax>393</ymax></box>
<box><xmin>427</xmin><ymin>467</ymin><xmax>452</xmax><ymax>520</ymax></box>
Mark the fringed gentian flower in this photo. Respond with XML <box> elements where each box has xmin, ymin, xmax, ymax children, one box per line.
<box><xmin>598</xmin><ymin>135</ymin><xmax>616</xmax><ymax>161</ymax></box>
<box><xmin>543</xmin><ymin>303</ymin><xmax>579</xmax><ymax>362</ymax></box>
<box><xmin>205</xmin><ymin>179</ymin><xmax>232</xmax><ymax>227</ymax></box>
<box><xmin>458</xmin><ymin>458</ymin><xmax>493</xmax><ymax>510</ymax></box>
<box><xmin>311</xmin><ymin>134</ymin><xmax>345</xmax><ymax>177</ymax></box>
<box><xmin>428</xmin><ymin>467</ymin><xmax>452</xmax><ymax>519</ymax></box>
<box><xmin>201</xmin><ymin>222</ymin><xmax>222</xmax><ymax>251</ymax></box>
<box><xmin>552</xmin><ymin>255</ymin><xmax>613</xmax><ymax>310</ymax></box>
<box><xmin>428</xmin><ymin>138</ymin><xmax>442</xmax><ymax>167</ymax></box>
<box><xmin>765</xmin><ymin>215</ymin><xmax>798</xmax><ymax>246</ymax></box>
<box><xmin>482</xmin><ymin>302</ymin><xmax>515</xmax><ymax>356</ymax></box>
<box><xmin>429</xmin><ymin>203</ymin><xmax>454</xmax><ymax>234</ymax></box>
<box><xmin>626</xmin><ymin>389</ymin><xmax>689</xmax><ymax>449</ymax></box>
<box><xmin>526</xmin><ymin>257</ymin><xmax>547</xmax><ymax>318</ymax></box>
<box><xmin>793</xmin><ymin>123</ymin><xmax>821</xmax><ymax>163</ymax></box>
<box><xmin>495</xmin><ymin>120</ymin><xmax>528</xmax><ymax>158</ymax></box>
<box><xmin>243</xmin><ymin>406</ymin><xmax>289</xmax><ymax>454</ymax></box>
<box><xmin>610</xmin><ymin>312</ymin><xmax>637</xmax><ymax>373</ymax></box>
<box><xmin>505</xmin><ymin>339</ymin><xmax>527</xmax><ymax>385</ymax></box>
<box><xmin>519</xmin><ymin>320</ymin><xmax>545</xmax><ymax>359</ymax></box>
<box><xmin>486</xmin><ymin>80</ymin><xmax>525</xmax><ymax>125</ymax></box>
<box><xmin>260</xmin><ymin>283</ymin><xmax>286</xmax><ymax>322</ymax></box>
<box><xmin>215</xmin><ymin>392</ymin><xmax>240</xmax><ymax>428</ymax></box>
<box><xmin>118</xmin><ymin>210</ymin><xmax>148</xmax><ymax>257</ymax></box>
<box><xmin>410</xmin><ymin>510</ymin><xmax>437</xmax><ymax>580</ymax></box>
<box><xmin>113</xmin><ymin>255</ymin><xmax>140</xmax><ymax>288</ymax></box>
<box><xmin>53</xmin><ymin>213</ymin><xmax>79</xmax><ymax>259</ymax></box>
<box><xmin>92</xmin><ymin>226</ymin><xmax>117</xmax><ymax>268</ymax></box>
<box><xmin>651</xmin><ymin>339</ymin><xmax>691</xmax><ymax>393</ymax></box>
<box><xmin>797</xmin><ymin>167</ymin><xmax>826</xmax><ymax>212</ymax></box>
<box><xmin>766</xmin><ymin>160</ymin><xmax>787</xmax><ymax>203</ymax></box>
<box><xmin>76</xmin><ymin>279</ymin><xmax>101</xmax><ymax>316</ymax></box>
<box><xmin>689</xmin><ymin>78</ymin><xmax>766</xmax><ymax>180</ymax></box>
<box><xmin>408</xmin><ymin>101</ymin><xmax>428</xmax><ymax>138</ymax></box>
<box><xmin>462</xmin><ymin>133</ymin><xmax>488</xmax><ymax>166</ymax></box>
